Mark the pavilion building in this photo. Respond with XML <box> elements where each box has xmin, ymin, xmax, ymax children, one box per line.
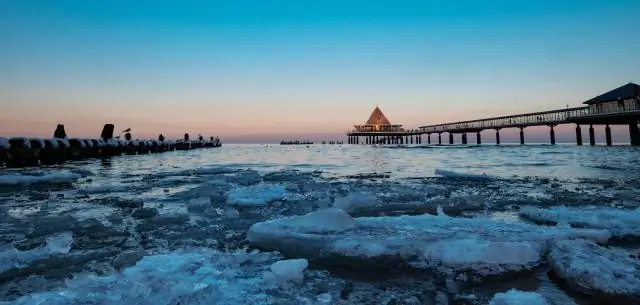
<box><xmin>347</xmin><ymin>106</ymin><xmax>422</xmax><ymax>144</ymax></box>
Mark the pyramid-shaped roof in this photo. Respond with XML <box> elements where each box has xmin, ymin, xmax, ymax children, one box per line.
<box><xmin>584</xmin><ymin>82</ymin><xmax>640</xmax><ymax>105</ymax></box>
<box><xmin>365</xmin><ymin>106</ymin><xmax>392</xmax><ymax>125</ymax></box>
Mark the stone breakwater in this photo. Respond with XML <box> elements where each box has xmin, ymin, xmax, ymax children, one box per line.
<box><xmin>1</xmin><ymin>166</ymin><xmax>639</xmax><ymax>305</ymax></box>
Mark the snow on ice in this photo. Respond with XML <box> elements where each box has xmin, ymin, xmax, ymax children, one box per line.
<box><xmin>520</xmin><ymin>206</ymin><xmax>640</xmax><ymax>240</ymax></box>
<box><xmin>248</xmin><ymin>208</ymin><xmax>611</xmax><ymax>283</ymax></box>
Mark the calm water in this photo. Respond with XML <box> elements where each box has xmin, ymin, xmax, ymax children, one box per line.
<box><xmin>1</xmin><ymin>143</ymin><xmax>639</xmax><ymax>304</ymax></box>
<box><xmin>30</xmin><ymin>143</ymin><xmax>640</xmax><ymax>180</ymax></box>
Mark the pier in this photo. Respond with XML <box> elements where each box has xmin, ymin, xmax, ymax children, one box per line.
<box><xmin>418</xmin><ymin>83</ymin><xmax>640</xmax><ymax>146</ymax></box>
<box><xmin>346</xmin><ymin>106</ymin><xmax>423</xmax><ymax>145</ymax></box>
<box><xmin>0</xmin><ymin>124</ymin><xmax>222</xmax><ymax>168</ymax></box>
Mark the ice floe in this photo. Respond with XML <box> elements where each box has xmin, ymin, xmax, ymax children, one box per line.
<box><xmin>548</xmin><ymin>239</ymin><xmax>640</xmax><ymax>299</ymax></box>
<box><xmin>226</xmin><ymin>184</ymin><xmax>287</xmax><ymax>207</ymax></box>
<box><xmin>0</xmin><ymin>172</ymin><xmax>81</xmax><ymax>186</ymax></box>
<box><xmin>248</xmin><ymin>208</ymin><xmax>611</xmax><ymax>283</ymax></box>
<box><xmin>435</xmin><ymin>168</ymin><xmax>497</xmax><ymax>180</ymax></box>
<box><xmin>489</xmin><ymin>289</ymin><xmax>549</xmax><ymax>305</ymax></box>
<box><xmin>3</xmin><ymin>250</ymin><xmax>340</xmax><ymax>305</ymax></box>
<box><xmin>520</xmin><ymin>206</ymin><xmax>640</xmax><ymax>240</ymax></box>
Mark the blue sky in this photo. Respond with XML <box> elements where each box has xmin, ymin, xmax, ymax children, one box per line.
<box><xmin>1</xmin><ymin>0</ymin><xmax>639</xmax><ymax>142</ymax></box>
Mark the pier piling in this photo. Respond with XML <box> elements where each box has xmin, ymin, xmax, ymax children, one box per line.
<box><xmin>605</xmin><ymin>125</ymin><xmax>612</xmax><ymax>146</ymax></box>
<box><xmin>495</xmin><ymin>129</ymin><xmax>500</xmax><ymax>145</ymax></box>
<box><xmin>549</xmin><ymin>125</ymin><xmax>556</xmax><ymax>145</ymax></box>
<box><xmin>476</xmin><ymin>132</ymin><xmax>481</xmax><ymax>145</ymax></box>
<box><xmin>461</xmin><ymin>133</ymin><xmax>468</xmax><ymax>145</ymax></box>
<box><xmin>438</xmin><ymin>133</ymin><xmax>442</xmax><ymax>145</ymax></box>
<box><xmin>629</xmin><ymin>122</ymin><xmax>640</xmax><ymax>146</ymax></box>
<box><xmin>575</xmin><ymin>125</ymin><xmax>583</xmax><ymax>146</ymax></box>
<box><xmin>519</xmin><ymin>127</ymin><xmax>525</xmax><ymax>145</ymax></box>
<box><xmin>448</xmin><ymin>133</ymin><xmax>454</xmax><ymax>145</ymax></box>
<box><xmin>589</xmin><ymin>125</ymin><xmax>596</xmax><ymax>145</ymax></box>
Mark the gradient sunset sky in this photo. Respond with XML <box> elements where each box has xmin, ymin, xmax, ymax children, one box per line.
<box><xmin>1</xmin><ymin>0</ymin><xmax>639</xmax><ymax>142</ymax></box>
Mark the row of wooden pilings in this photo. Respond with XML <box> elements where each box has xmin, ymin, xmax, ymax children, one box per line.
<box><xmin>0</xmin><ymin>124</ymin><xmax>222</xmax><ymax>168</ymax></box>
<box><xmin>427</xmin><ymin>123</ymin><xmax>640</xmax><ymax>146</ymax></box>
<box><xmin>347</xmin><ymin>134</ymin><xmax>423</xmax><ymax>145</ymax></box>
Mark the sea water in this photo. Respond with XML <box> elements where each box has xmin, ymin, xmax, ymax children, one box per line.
<box><xmin>1</xmin><ymin>143</ymin><xmax>639</xmax><ymax>304</ymax></box>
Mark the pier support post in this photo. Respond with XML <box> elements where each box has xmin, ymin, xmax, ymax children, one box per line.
<box><xmin>605</xmin><ymin>125</ymin><xmax>612</xmax><ymax>146</ymax></box>
<box><xmin>519</xmin><ymin>127</ymin><xmax>525</xmax><ymax>145</ymax></box>
<box><xmin>575</xmin><ymin>125</ymin><xmax>582</xmax><ymax>146</ymax></box>
<box><xmin>495</xmin><ymin>129</ymin><xmax>500</xmax><ymax>145</ymax></box>
<box><xmin>449</xmin><ymin>133</ymin><xmax>454</xmax><ymax>145</ymax></box>
<box><xmin>400</xmin><ymin>136</ymin><xmax>404</xmax><ymax>145</ymax></box>
<box><xmin>629</xmin><ymin>122</ymin><xmax>640</xmax><ymax>146</ymax></box>
<box><xmin>549</xmin><ymin>125</ymin><xmax>556</xmax><ymax>145</ymax></box>
<box><xmin>476</xmin><ymin>132</ymin><xmax>481</xmax><ymax>145</ymax></box>
<box><xmin>411</xmin><ymin>136</ymin><xmax>414</xmax><ymax>144</ymax></box>
<box><xmin>461</xmin><ymin>133</ymin><xmax>468</xmax><ymax>144</ymax></box>
<box><xmin>589</xmin><ymin>125</ymin><xmax>595</xmax><ymax>146</ymax></box>
<box><xmin>438</xmin><ymin>133</ymin><xmax>442</xmax><ymax>145</ymax></box>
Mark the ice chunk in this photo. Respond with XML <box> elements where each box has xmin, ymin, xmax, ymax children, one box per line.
<box><xmin>489</xmin><ymin>289</ymin><xmax>549</xmax><ymax>305</ymax></box>
<box><xmin>226</xmin><ymin>184</ymin><xmax>287</xmax><ymax>206</ymax></box>
<box><xmin>187</xmin><ymin>197</ymin><xmax>211</xmax><ymax>213</ymax></box>
<box><xmin>269</xmin><ymin>258</ymin><xmax>308</xmax><ymax>283</ymax></box>
<box><xmin>435</xmin><ymin>168</ymin><xmax>497</xmax><ymax>180</ymax></box>
<box><xmin>0</xmin><ymin>172</ymin><xmax>81</xmax><ymax>186</ymax></box>
<box><xmin>548</xmin><ymin>239</ymin><xmax>640</xmax><ymax>297</ymax></box>
<box><xmin>278</xmin><ymin>208</ymin><xmax>356</xmax><ymax>233</ymax></box>
<box><xmin>520</xmin><ymin>206</ymin><xmax>640</xmax><ymax>240</ymax></box>
<box><xmin>5</xmin><ymin>250</ymin><xmax>335</xmax><ymax>305</ymax></box>
<box><xmin>44</xmin><ymin>231</ymin><xmax>74</xmax><ymax>254</ymax></box>
<box><xmin>333</xmin><ymin>192</ymin><xmax>379</xmax><ymax>212</ymax></box>
<box><xmin>248</xmin><ymin>212</ymin><xmax>610</xmax><ymax>282</ymax></box>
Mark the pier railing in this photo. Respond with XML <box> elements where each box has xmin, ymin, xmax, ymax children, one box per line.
<box><xmin>418</xmin><ymin>107</ymin><xmax>590</xmax><ymax>133</ymax></box>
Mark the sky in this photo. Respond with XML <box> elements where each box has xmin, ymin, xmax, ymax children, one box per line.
<box><xmin>1</xmin><ymin>0</ymin><xmax>639</xmax><ymax>143</ymax></box>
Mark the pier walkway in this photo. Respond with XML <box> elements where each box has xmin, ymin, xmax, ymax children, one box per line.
<box><xmin>418</xmin><ymin>83</ymin><xmax>640</xmax><ymax>146</ymax></box>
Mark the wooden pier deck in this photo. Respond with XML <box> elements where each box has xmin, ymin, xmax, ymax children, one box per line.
<box><xmin>418</xmin><ymin>83</ymin><xmax>640</xmax><ymax>146</ymax></box>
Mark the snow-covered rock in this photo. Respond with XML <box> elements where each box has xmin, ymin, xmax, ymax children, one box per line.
<box><xmin>520</xmin><ymin>206</ymin><xmax>640</xmax><ymax>240</ymax></box>
<box><xmin>248</xmin><ymin>210</ymin><xmax>611</xmax><ymax>283</ymax></box>
<box><xmin>548</xmin><ymin>239</ymin><xmax>640</xmax><ymax>300</ymax></box>
<box><xmin>226</xmin><ymin>184</ymin><xmax>287</xmax><ymax>207</ymax></box>
<box><xmin>489</xmin><ymin>289</ymin><xmax>549</xmax><ymax>305</ymax></box>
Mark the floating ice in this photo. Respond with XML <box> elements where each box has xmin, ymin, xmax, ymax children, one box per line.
<box><xmin>520</xmin><ymin>206</ymin><xmax>640</xmax><ymax>240</ymax></box>
<box><xmin>435</xmin><ymin>168</ymin><xmax>496</xmax><ymax>180</ymax></box>
<box><xmin>489</xmin><ymin>289</ymin><xmax>549</xmax><ymax>305</ymax></box>
<box><xmin>248</xmin><ymin>210</ymin><xmax>610</xmax><ymax>282</ymax></box>
<box><xmin>548</xmin><ymin>239</ymin><xmax>640</xmax><ymax>297</ymax></box>
<box><xmin>333</xmin><ymin>192</ymin><xmax>379</xmax><ymax>213</ymax></box>
<box><xmin>0</xmin><ymin>232</ymin><xmax>74</xmax><ymax>277</ymax></box>
<box><xmin>279</xmin><ymin>208</ymin><xmax>356</xmax><ymax>233</ymax></box>
<box><xmin>3</xmin><ymin>250</ymin><xmax>329</xmax><ymax>305</ymax></box>
<box><xmin>0</xmin><ymin>172</ymin><xmax>81</xmax><ymax>186</ymax></box>
<box><xmin>226</xmin><ymin>184</ymin><xmax>287</xmax><ymax>206</ymax></box>
<box><xmin>268</xmin><ymin>258</ymin><xmax>309</xmax><ymax>284</ymax></box>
